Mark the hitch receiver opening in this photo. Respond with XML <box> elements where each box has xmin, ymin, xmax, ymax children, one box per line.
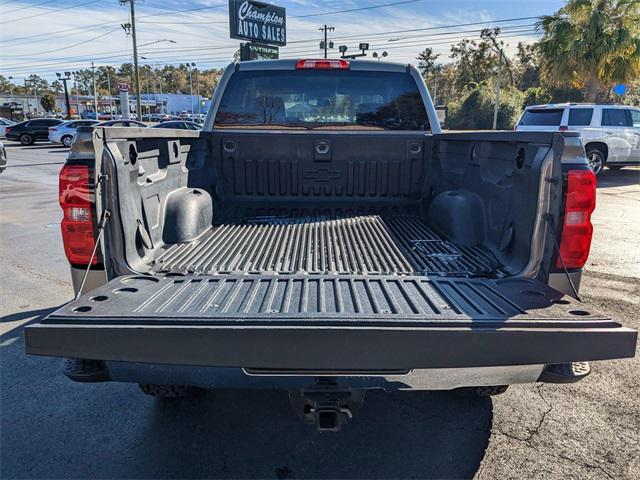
<box><xmin>290</xmin><ymin>383</ymin><xmax>366</xmax><ymax>432</ymax></box>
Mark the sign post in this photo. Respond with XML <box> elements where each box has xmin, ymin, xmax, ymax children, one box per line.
<box><xmin>229</xmin><ymin>0</ymin><xmax>286</xmax><ymax>61</ymax></box>
<box><xmin>118</xmin><ymin>82</ymin><xmax>130</xmax><ymax>119</ymax></box>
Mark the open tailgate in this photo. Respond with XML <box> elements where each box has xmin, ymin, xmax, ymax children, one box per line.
<box><xmin>25</xmin><ymin>275</ymin><xmax>636</xmax><ymax>369</ymax></box>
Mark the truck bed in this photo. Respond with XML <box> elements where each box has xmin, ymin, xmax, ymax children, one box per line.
<box><xmin>152</xmin><ymin>215</ymin><xmax>498</xmax><ymax>277</ymax></box>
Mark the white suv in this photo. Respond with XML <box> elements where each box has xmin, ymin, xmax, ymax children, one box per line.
<box><xmin>515</xmin><ymin>103</ymin><xmax>640</xmax><ymax>174</ymax></box>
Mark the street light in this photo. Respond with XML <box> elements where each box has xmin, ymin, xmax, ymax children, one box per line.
<box><xmin>139</xmin><ymin>38</ymin><xmax>176</xmax><ymax>47</ymax></box>
<box><xmin>187</xmin><ymin>62</ymin><xmax>196</xmax><ymax>115</ymax></box>
<box><xmin>7</xmin><ymin>76</ymin><xmax>16</xmax><ymax>120</ymax></box>
<box><xmin>56</xmin><ymin>72</ymin><xmax>72</xmax><ymax>119</ymax></box>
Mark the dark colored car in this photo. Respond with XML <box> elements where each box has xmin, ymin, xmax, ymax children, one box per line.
<box><xmin>0</xmin><ymin>140</ymin><xmax>6</xmax><ymax>173</ymax></box>
<box><xmin>5</xmin><ymin>118</ymin><xmax>64</xmax><ymax>145</ymax></box>
<box><xmin>96</xmin><ymin>120</ymin><xmax>147</xmax><ymax>127</ymax></box>
<box><xmin>151</xmin><ymin>121</ymin><xmax>201</xmax><ymax>130</ymax></box>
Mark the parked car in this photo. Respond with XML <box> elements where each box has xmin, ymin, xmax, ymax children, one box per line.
<box><xmin>81</xmin><ymin>112</ymin><xmax>97</xmax><ymax>120</ymax></box>
<box><xmin>26</xmin><ymin>59</ymin><xmax>636</xmax><ymax>432</ymax></box>
<box><xmin>0</xmin><ymin>140</ymin><xmax>6</xmax><ymax>173</ymax></box>
<box><xmin>95</xmin><ymin>120</ymin><xmax>147</xmax><ymax>127</ymax></box>
<box><xmin>48</xmin><ymin>120</ymin><xmax>100</xmax><ymax>147</ymax></box>
<box><xmin>151</xmin><ymin>120</ymin><xmax>201</xmax><ymax>130</ymax></box>
<box><xmin>5</xmin><ymin>118</ymin><xmax>64</xmax><ymax>145</ymax></box>
<box><xmin>0</xmin><ymin>117</ymin><xmax>16</xmax><ymax>138</ymax></box>
<box><xmin>515</xmin><ymin>103</ymin><xmax>640</xmax><ymax>175</ymax></box>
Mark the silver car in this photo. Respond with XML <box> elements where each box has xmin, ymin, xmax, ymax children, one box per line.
<box><xmin>0</xmin><ymin>117</ymin><xmax>15</xmax><ymax>138</ymax></box>
<box><xmin>48</xmin><ymin>120</ymin><xmax>100</xmax><ymax>147</ymax></box>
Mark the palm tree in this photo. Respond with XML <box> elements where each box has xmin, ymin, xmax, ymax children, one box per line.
<box><xmin>537</xmin><ymin>0</ymin><xmax>640</xmax><ymax>102</ymax></box>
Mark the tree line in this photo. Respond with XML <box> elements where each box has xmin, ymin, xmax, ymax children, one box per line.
<box><xmin>1</xmin><ymin>0</ymin><xmax>638</xmax><ymax>127</ymax></box>
<box><xmin>418</xmin><ymin>0</ymin><xmax>640</xmax><ymax>129</ymax></box>
<box><xmin>0</xmin><ymin>64</ymin><xmax>224</xmax><ymax>105</ymax></box>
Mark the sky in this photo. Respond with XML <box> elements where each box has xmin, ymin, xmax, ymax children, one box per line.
<box><xmin>0</xmin><ymin>0</ymin><xmax>566</xmax><ymax>82</ymax></box>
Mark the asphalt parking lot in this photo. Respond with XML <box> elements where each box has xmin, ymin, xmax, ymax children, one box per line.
<box><xmin>1</xmin><ymin>142</ymin><xmax>639</xmax><ymax>479</ymax></box>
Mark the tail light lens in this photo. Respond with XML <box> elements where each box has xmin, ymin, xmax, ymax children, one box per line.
<box><xmin>556</xmin><ymin>169</ymin><xmax>596</xmax><ymax>269</ymax></box>
<box><xmin>559</xmin><ymin>126</ymin><xmax>569</xmax><ymax>131</ymax></box>
<box><xmin>296</xmin><ymin>59</ymin><xmax>350</xmax><ymax>70</ymax></box>
<box><xmin>5</xmin><ymin>127</ymin><xmax>12</xmax><ymax>132</ymax></box>
<box><xmin>49</xmin><ymin>127</ymin><xmax>58</xmax><ymax>131</ymax></box>
<box><xmin>59</xmin><ymin>164</ymin><xmax>98</xmax><ymax>265</ymax></box>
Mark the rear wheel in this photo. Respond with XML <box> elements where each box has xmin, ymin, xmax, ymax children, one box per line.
<box><xmin>61</xmin><ymin>135</ymin><xmax>73</xmax><ymax>147</ymax></box>
<box><xmin>586</xmin><ymin>148</ymin><xmax>605</xmax><ymax>175</ymax></box>
<box><xmin>19</xmin><ymin>133</ymin><xmax>34</xmax><ymax>145</ymax></box>
<box><xmin>138</xmin><ymin>383</ymin><xmax>203</xmax><ymax>398</ymax></box>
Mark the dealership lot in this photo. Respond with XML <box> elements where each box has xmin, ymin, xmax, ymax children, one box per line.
<box><xmin>1</xmin><ymin>143</ymin><xmax>639</xmax><ymax>479</ymax></box>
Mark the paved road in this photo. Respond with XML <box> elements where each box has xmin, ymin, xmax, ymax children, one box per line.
<box><xmin>1</xmin><ymin>142</ymin><xmax>638</xmax><ymax>479</ymax></box>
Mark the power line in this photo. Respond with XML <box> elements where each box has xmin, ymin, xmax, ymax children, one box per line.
<box><xmin>0</xmin><ymin>23</ymin><xmax>537</xmax><ymax>69</ymax></box>
<box><xmin>0</xmin><ymin>29</ymin><xmax>541</xmax><ymax>74</ymax></box>
<box><xmin>138</xmin><ymin>0</ymin><xmax>425</xmax><ymax>24</ymax></box>
<box><xmin>0</xmin><ymin>0</ymin><xmax>103</xmax><ymax>24</ymax></box>
<box><xmin>0</xmin><ymin>21</ymin><xmax>536</xmax><ymax>66</ymax></box>
<box><xmin>2</xmin><ymin>0</ymin><xmax>59</xmax><ymax>16</ymax></box>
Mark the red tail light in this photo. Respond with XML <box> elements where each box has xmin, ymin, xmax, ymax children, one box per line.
<box><xmin>5</xmin><ymin>127</ymin><xmax>12</xmax><ymax>132</ymax></box>
<box><xmin>49</xmin><ymin>127</ymin><xmax>58</xmax><ymax>132</ymax></box>
<box><xmin>59</xmin><ymin>164</ymin><xmax>98</xmax><ymax>265</ymax></box>
<box><xmin>556</xmin><ymin>169</ymin><xmax>596</xmax><ymax>269</ymax></box>
<box><xmin>296</xmin><ymin>59</ymin><xmax>350</xmax><ymax>70</ymax></box>
<box><xmin>559</xmin><ymin>126</ymin><xmax>569</xmax><ymax>131</ymax></box>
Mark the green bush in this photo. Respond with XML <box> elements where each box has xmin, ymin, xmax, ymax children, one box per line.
<box><xmin>447</xmin><ymin>82</ymin><xmax>525</xmax><ymax>130</ymax></box>
<box><xmin>523</xmin><ymin>87</ymin><xmax>552</xmax><ymax>107</ymax></box>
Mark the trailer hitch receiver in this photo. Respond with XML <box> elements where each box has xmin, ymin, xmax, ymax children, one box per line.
<box><xmin>290</xmin><ymin>382</ymin><xmax>366</xmax><ymax>432</ymax></box>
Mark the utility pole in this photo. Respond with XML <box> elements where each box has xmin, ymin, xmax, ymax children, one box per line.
<box><xmin>319</xmin><ymin>25</ymin><xmax>334</xmax><ymax>59</ymax></box>
<box><xmin>24</xmin><ymin>78</ymin><xmax>30</xmax><ymax>115</ymax></box>
<box><xmin>56</xmin><ymin>72</ymin><xmax>72</xmax><ymax>119</ymax></box>
<box><xmin>91</xmin><ymin>62</ymin><xmax>98</xmax><ymax>116</ymax></box>
<box><xmin>188</xmin><ymin>62</ymin><xmax>195</xmax><ymax>115</ymax></box>
<box><xmin>120</xmin><ymin>0</ymin><xmax>142</xmax><ymax>120</ymax></box>
<box><xmin>194</xmin><ymin>67</ymin><xmax>200</xmax><ymax>115</ymax></box>
<box><xmin>492</xmin><ymin>53</ymin><xmax>503</xmax><ymax>130</ymax></box>
<box><xmin>106</xmin><ymin>68</ymin><xmax>113</xmax><ymax>115</ymax></box>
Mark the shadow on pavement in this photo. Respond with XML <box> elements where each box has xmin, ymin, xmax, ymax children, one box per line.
<box><xmin>135</xmin><ymin>390</ymin><xmax>492</xmax><ymax>479</ymax></box>
<box><xmin>1</xmin><ymin>331</ymin><xmax>492</xmax><ymax>479</ymax></box>
<box><xmin>596</xmin><ymin>167</ymin><xmax>640</xmax><ymax>188</ymax></box>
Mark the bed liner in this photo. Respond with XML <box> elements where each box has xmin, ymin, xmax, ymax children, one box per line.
<box><xmin>152</xmin><ymin>215</ymin><xmax>498</xmax><ymax>277</ymax></box>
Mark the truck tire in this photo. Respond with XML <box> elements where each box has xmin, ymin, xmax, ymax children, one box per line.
<box><xmin>585</xmin><ymin>147</ymin><xmax>605</xmax><ymax>175</ymax></box>
<box><xmin>138</xmin><ymin>383</ymin><xmax>203</xmax><ymax>398</ymax></box>
<box><xmin>19</xmin><ymin>133</ymin><xmax>34</xmax><ymax>145</ymax></box>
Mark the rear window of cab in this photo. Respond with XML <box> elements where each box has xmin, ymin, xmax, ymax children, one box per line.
<box><xmin>214</xmin><ymin>70</ymin><xmax>430</xmax><ymax>131</ymax></box>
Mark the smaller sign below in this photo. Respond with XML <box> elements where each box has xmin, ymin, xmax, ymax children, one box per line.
<box><xmin>613</xmin><ymin>84</ymin><xmax>627</xmax><ymax>95</ymax></box>
<box><xmin>117</xmin><ymin>82</ymin><xmax>130</xmax><ymax>92</ymax></box>
<box><xmin>240</xmin><ymin>42</ymin><xmax>279</xmax><ymax>61</ymax></box>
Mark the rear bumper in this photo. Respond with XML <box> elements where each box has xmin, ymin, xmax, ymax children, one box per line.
<box><xmin>26</xmin><ymin>321</ymin><xmax>637</xmax><ymax>371</ymax></box>
<box><xmin>105</xmin><ymin>361</ymin><xmax>547</xmax><ymax>390</ymax></box>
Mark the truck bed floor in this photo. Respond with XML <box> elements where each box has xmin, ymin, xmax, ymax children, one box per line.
<box><xmin>152</xmin><ymin>215</ymin><xmax>498</xmax><ymax>277</ymax></box>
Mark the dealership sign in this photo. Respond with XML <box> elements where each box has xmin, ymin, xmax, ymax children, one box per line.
<box><xmin>240</xmin><ymin>42</ymin><xmax>279</xmax><ymax>60</ymax></box>
<box><xmin>229</xmin><ymin>0</ymin><xmax>286</xmax><ymax>46</ymax></box>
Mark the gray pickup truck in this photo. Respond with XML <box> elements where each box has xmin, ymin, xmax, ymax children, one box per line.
<box><xmin>26</xmin><ymin>59</ymin><xmax>636</xmax><ymax>431</ymax></box>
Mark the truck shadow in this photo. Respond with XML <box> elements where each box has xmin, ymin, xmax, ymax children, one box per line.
<box><xmin>134</xmin><ymin>388</ymin><xmax>492</xmax><ymax>479</ymax></box>
<box><xmin>597</xmin><ymin>167</ymin><xmax>640</xmax><ymax>188</ymax></box>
